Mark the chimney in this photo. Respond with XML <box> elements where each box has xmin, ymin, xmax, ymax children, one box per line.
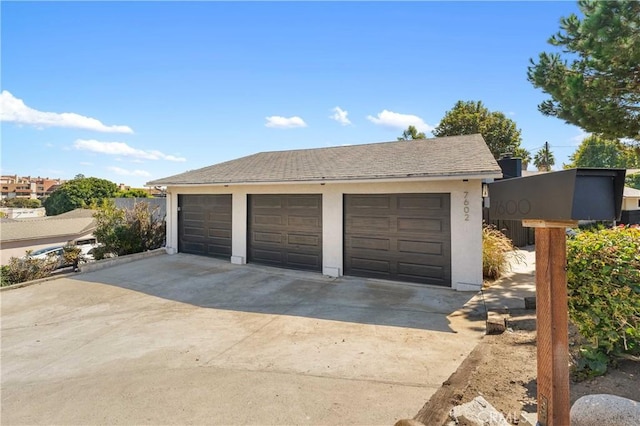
<box><xmin>497</xmin><ymin>152</ymin><xmax>522</xmax><ymax>179</ymax></box>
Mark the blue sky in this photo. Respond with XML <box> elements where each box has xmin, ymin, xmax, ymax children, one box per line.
<box><xmin>1</xmin><ymin>1</ymin><xmax>587</xmax><ymax>188</ymax></box>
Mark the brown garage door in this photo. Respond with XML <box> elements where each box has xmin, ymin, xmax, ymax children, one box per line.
<box><xmin>178</xmin><ymin>194</ymin><xmax>232</xmax><ymax>258</ymax></box>
<box><xmin>248</xmin><ymin>194</ymin><xmax>322</xmax><ymax>272</ymax></box>
<box><xmin>344</xmin><ymin>193</ymin><xmax>451</xmax><ymax>286</ymax></box>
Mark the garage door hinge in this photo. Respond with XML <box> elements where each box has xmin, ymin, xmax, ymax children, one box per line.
<box><xmin>177</xmin><ymin>207</ymin><xmax>181</xmax><ymax>212</ymax></box>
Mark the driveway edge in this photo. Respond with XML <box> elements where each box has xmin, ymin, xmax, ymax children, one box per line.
<box><xmin>0</xmin><ymin>248</ymin><xmax>166</xmax><ymax>291</ymax></box>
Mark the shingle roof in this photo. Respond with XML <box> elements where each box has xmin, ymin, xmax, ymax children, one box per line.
<box><xmin>0</xmin><ymin>209</ymin><xmax>96</xmax><ymax>243</ymax></box>
<box><xmin>148</xmin><ymin>134</ymin><xmax>502</xmax><ymax>186</ymax></box>
<box><xmin>624</xmin><ymin>186</ymin><xmax>640</xmax><ymax>197</ymax></box>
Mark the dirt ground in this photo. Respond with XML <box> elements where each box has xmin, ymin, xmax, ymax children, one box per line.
<box><xmin>414</xmin><ymin>246</ymin><xmax>639</xmax><ymax>426</ymax></box>
<box><xmin>447</xmin><ymin>308</ymin><xmax>639</xmax><ymax>424</ymax></box>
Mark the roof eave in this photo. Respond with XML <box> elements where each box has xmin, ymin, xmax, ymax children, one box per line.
<box><xmin>155</xmin><ymin>171</ymin><xmax>504</xmax><ymax>188</ymax></box>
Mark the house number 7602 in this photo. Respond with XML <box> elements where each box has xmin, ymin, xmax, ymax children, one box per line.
<box><xmin>463</xmin><ymin>191</ymin><xmax>470</xmax><ymax>221</ymax></box>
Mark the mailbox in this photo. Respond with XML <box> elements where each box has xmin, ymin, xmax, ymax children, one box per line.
<box><xmin>488</xmin><ymin>168</ymin><xmax>626</xmax><ymax>221</ymax></box>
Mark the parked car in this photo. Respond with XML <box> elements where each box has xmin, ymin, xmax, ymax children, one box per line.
<box><xmin>26</xmin><ymin>246</ymin><xmax>69</xmax><ymax>269</ymax></box>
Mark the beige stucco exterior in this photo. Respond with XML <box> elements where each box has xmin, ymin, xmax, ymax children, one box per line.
<box><xmin>622</xmin><ymin>192</ymin><xmax>640</xmax><ymax>211</ymax></box>
<box><xmin>164</xmin><ymin>177</ymin><xmax>486</xmax><ymax>291</ymax></box>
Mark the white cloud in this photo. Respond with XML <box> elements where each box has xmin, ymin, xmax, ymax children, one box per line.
<box><xmin>0</xmin><ymin>90</ymin><xmax>133</xmax><ymax>134</ymax></box>
<box><xmin>265</xmin><ymin>115</ymin><xmax>307</xmax><ymax>128</ymax></box>
<box><xmin>366</xmin><ymin>109</ymin><xmax>433</xmax><ymax>133</ymax></box>
<box><xmin>571</xmin><ymin>130</ymin><xmax>591</xmax><ymax>145</ymax></box>
<box><xmin>79</xmin><ymin>161</ymin><xmax>94</xmax><ymax>166</ymax></box>
<box><xmin>107</xmin><ymin>166</ymin><xmax>151</xmax><ymax>177</ymax></box>
<box><xmin>329</xmin><ymin>107</ymin><xmax>351</xmax><ymax>126</ymax></box>
<box><xmin>74</xmin><ymin>139</ymin><xmax>186</xmax><ymax>162</ymax></box>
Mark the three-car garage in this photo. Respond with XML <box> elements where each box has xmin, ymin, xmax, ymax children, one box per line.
<box><xmin>177</xmin><ymin>192</ymin><xmax>452</xmax><ymax>286</ymax></box>
<box><xmin>152</xmin><ymin>134</ymin><xmax>501</xmax><ymax>291</ymax></box>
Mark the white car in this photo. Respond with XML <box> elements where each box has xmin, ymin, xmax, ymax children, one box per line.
<box><xmin>26</xmin><ymin>246</ymin><xmax>69</xmax><ymax>268</ymax></box>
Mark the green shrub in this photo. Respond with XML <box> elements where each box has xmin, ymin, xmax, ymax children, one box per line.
<box><xmin>1</xmin><ymin>255</ymin><xmax>58</xmax><ymax>286</ymax></box>
<box><xmin>567</xmin><ymin>226</ymin><xmax>640</xmax><ymax>376</ymax></box>
<box><xmin>482</xmin><ymin>224</ymin><xmax>522</xmax><ymax>280</ymax></box>
<box><xmin>93</xmin><ymin>200</ymin><xmax>165</xmax><ymax>257</ymax></box>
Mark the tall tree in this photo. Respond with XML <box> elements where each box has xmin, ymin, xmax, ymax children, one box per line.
<box><xmin>533</xmin><ymin>143</ymin><xmax>556</xmax><ymax>171</ymax></box>
<box><xmin>432</xmin><ymin>100</ymin><xmax>524</xmax><ymax>159</ymax></box>
<box><xmin>527</xmin><ymin>1</ymin><xmax>640</xmax><ymax>142</ymax></box>
<box><xmin>397</xmin><ymin>125</ymin><xmax>426</xmax><ymax>141</ymax></box>
<box><xmin>566</xmin><ymin>135</ymin><xmax>639</xmax><ymax>168</ymax></box>
<box><xmin>43</xmin><ymin>176</ymin><xmax>118</xmax><ymax>216</ymax></box>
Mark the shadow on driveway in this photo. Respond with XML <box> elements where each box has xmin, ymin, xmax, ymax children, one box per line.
<box><xmin>78</xmin><ymin>253</ymin><xmax>485</xmax><ymax>333</ymax></box>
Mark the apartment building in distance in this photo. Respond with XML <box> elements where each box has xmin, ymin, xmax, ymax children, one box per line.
<box><xmin>0</xmin><ymin>175</ymin><xmax>64</xmax><ymax>200</ymax></box>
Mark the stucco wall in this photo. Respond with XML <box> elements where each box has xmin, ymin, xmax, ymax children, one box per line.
<box><xmin>623</xmin><ymin>196</ymin><xmax>640</xmax><ymax>211</ymax></box>
<box><xmin>165</xmin><ymin>179</ymin><xmax>484</xmax><ymax>291</ymax></box>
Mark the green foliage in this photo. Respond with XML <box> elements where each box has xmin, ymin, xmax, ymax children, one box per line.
<box><xmin>1</xmin><ymin>198</ymin><xmax>42</xmax><ymax>208</ymax></box>
<box><xmin>1</xmin><ymin>256</ymin><xmax>58</xmax><ymax>286</ymax></box>
<box><xmin>93</xmin><ymin>200</ymin><xmax>165</xmax><ymax>257</ymax></box>
<box><xmin>527</xmin><ymin>1</ymin><xmax>640</xmax><ymax>142</ymax></box>
<box><xmin>482</xmin><ymin>225</ymin><xmax>522</xmax><ymax>280</ymax></box>
<box><xmin>533</xmin><ymin>146</ymin><xmax>556</xmax><ymax>171</ymax></box>
<box><xmin>626</xmin><ymin>173</ymin><xmax>640</xmax><ymax>190</ymax></box>
<box><xmin>433</xmin><ymin>100</ymin><xmax>524</xmax><ymax>159</ymax></box>
<box><xmin>43</xmin><ymin>176</ymin><xmax>118</xmax><ymax>216</ymax></box>
<box><xmin>567</xmin><ymin>135</ymin><xmax>640</xmax><ymax>169</ymax></box>
<box><xmin>116</xmin><ymin>188</ymin><xmax>151</xmax><ymax>198</ymax></box>
<box><xmin>514</xmin><ymin>147</ymin><xmax>532</xmax><ymax>170</ymax></box>
<box><xmin>397</xmin><ymin>125</ymin><xmax>426</xmax><ymax>141</ymax></box>
<box><xmin>566</xmin><ymin>226</ymin><xmax>640</xmax><ymax>376</ymax></box>
<box><xmin>62</xmin><ymin>245</ymin><xmax>82</xmax><ymax>269</ymax></box>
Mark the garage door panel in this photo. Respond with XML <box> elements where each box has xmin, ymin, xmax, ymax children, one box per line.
<box><xmin>349</xmin><ymin>216</ymin><xmax>391</xmax><ymax>231</ymax></box>
<box><xmin>288</xmin><ymin>215</ymin><xmax>321</xmax><ymax>228</ymax></box>
<box><xmin>179</xmin><ymin>194</ymin><xmax>232</xmax><ymax>259</ymax></box>
<box><xmin>351</xmin><ymin>257</ymin><xmax>391</xmax><ymax>273</ymax></box>
<box><xmin>349</xmin><ymin>195</ymin><xmax>391</xmax><ymax>209</ymax></box>
<box><xmin>287</xmin><ymin>233</ymin><xmax>320</xmax><ymax>247</ymax></box>
<box><xmin>398</xmin><ymin>262</ymin><xmax>444</xmax><ymax>279</ymax></box>
<box><xmin>183</xmin><ymin>212</ymin><xmax>205</xmax><ymax>221</ymax></box>
<box><xmin>288</xmin><ymin>196</ymin><xmax>321</xmax><ymax>209</ymax></box>
<box><xmin>208</xmin><ymin>244</ymin><xmax>231</xmax><ymax>256</ymax></box>
<box><xmin>182</xmin><ymin>242</ymin><xmax>205</xmax><ymax>253</ymax></box>
<box><xmin>397</xmin><ymin>195</ymin><xmax>443</xmax><ymax>210</ymax></box>
<box><xmin>254</xmin><ymin>214</ymin><xmax>283</xmax><ymax>225</ymax></box>
<box><xmin>254</xmin><ymin>231</ymin><xmax>283</xmax><ymax>244</ymax></box>
<box><xmin>397</xmin><ymin>217</ymin><xmax>443</xmax><ymax>232</ymax></box>
<box><xmin>251</xmin><ymin>248</ymin><xmax>283</xmax><ymax>264</ymax></box>
<box><xmin>286</xmin><ymin>252</ymin><xmax>321</xmax><ymax>269</ymax></box>
<box><xmin>248</xmin><ymin>194</ymin><xmax>322</xmax><ymax>272</ymax></box>
<box><xmin>397</xmin><ymin>240</ymin><xmax>443</xmax><ymax>255</ymax></box>
<box><xmin>349</xmin><ymin>236</ymin><xmax>390</xmax><ymax>251</ymax></box>
<box><xmin>345</xmin><ymin>193</ymin><xmax>451</xmax><ymax>286</ymax></box>
<box><xmin>253</xmin><ymin>196</ymin><xmax>283</xmax><ymax>209</ymax></box>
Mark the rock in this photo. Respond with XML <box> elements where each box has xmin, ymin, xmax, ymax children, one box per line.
<box><xmin>449</xmin><ymin>396</ymin><xmax>510</xmax><ymax>426</ymax></box>
<box><xmin>519</xmin><ymin>411</ymin><xmax>537</xmax><ymax>426</ymax></box>
<box><xmin>571</xmin><ymin>394</ymin><xmax>640</xmax><ymax>426</ymax></box>
<box><xmin>486</xmin><ymin>312</ymin><xmax>507</xmax><ymax>334</ymax></box>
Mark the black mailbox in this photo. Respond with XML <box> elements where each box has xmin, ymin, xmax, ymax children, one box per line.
<box><xmin>488</xmin><ymin>168</ymin><xmax>626</xmax><ymax>221</ymax></box>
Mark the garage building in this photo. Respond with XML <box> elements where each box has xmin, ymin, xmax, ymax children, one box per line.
<box><xmin>148</xmin><ymin>134</ymin><xmax>502</xmax><ymax>290</ymax></box>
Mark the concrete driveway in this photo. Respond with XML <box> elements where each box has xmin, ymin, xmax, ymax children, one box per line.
<box><xmin>1</xmin><ymin>254</ymin><xmax>486</xmax><ymax>425</ymax></box>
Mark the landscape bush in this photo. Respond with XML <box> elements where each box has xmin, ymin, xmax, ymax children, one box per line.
<box><xmin>482</xmin><ymin>224</ymin><xmax>521</xmax><ymax>280</ymax></box>
<box><xmin>93</xmin><ymin>200</ymin><xmax>165</xmax><ymax>258</ymax></box>
<box><xmin>0</xmin><ymin>255</ymin><xmax>58</xmax><ymax>287</ymax></box>
<box><xmin>566</xmin><ymin>225</ymin><xmax>640</xmax><ymax>377</ymax></box>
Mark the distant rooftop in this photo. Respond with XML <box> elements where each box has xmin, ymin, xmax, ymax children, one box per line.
<box><xmin>0</xmin><ymin>209</ymin><xmax>96</xmax><ymax>243</ymax></box>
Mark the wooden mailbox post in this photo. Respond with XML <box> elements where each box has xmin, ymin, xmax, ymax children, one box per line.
<box><xmin>488</xmin><ymin>168</ymin><xmax>625</xmax><ymax>426</ymax></box>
